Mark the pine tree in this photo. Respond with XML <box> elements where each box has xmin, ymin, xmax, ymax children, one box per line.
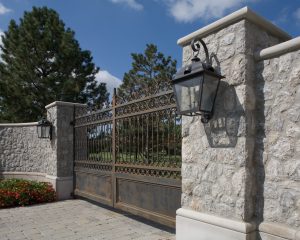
<box><xmin>116</xmin><ymin>44</ymin><xmax>179</xmax><ymax>164</ymax></box>
<box><xmin>0</xmin><ymin>7</ymin><xmax>108</xmax><ymax>122</ymax></box>
<box><xmin>117</xmin><ymin>44</ymin><xmax>177</xmax><ymax>100</ymax></box>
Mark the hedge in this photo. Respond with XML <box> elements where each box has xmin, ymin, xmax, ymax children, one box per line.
<box><xmin>0</xmin><ymin>179</ymin><xmax>56</xmax><ymax>208</ymax></box>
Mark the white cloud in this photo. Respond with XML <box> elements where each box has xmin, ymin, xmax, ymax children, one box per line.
<box><xmin>110</xmin><ymin>0</ymin><xmax>143</xmax><ymax>11</ymax></box>
<box><xmin>0</xmin><ymin>3</ymin><xmax>11</xmax><ymax>15</ymax></box>
<box><xmin>294</xmin><ymin>8</ymin><xmax>300</xmax><ymax>21</ymax></box>
<box><xmin>95</xmin><ymin>70</ymin><xmax>122</xmax><ymax>96</ymax></box>
<box><xmin>164</xmin><ymin>0</ymin><xmax>247</xmax><ymax>23</ymax></box>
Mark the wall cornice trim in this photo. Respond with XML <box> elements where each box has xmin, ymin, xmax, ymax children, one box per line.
<box><xmin>255</xmin><ymin>36</ymin><xmax>300</xmax><ymax>61</ymax></box>
<box><xmin>0</xmin><ymin>122</ymin><xmax>38</xmax><ymax>127</ymax></box>
<box><xmin>45</xmin><ymin>101</ymin><xmax>87</xmax><ymax>109</ymax></box>
<box><xmin>177</xmin><ymin>6</ymin><xmax>291</xmax><ymax>46</ymax></box>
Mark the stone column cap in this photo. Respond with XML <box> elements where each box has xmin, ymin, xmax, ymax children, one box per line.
<box><xmin>0</xmin><ymin>122</ymin><xmax>38</xmax><ymax>127</ymax></box>
<box><xmin>255</xmin><ymin>36</ymin><xmax>300</xmax><ymax>60</ymax></box>
<box><xmin>177</xmin><ymin>6</ymin><xmax>291</xmax><ymax>46</ymax></box>
<box><xmin>45</xmin><ymin>101</ymin><xmax>87</xmax><ymax>109</ymax></box>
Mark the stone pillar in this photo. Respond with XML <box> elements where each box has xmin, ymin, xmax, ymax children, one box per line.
<box><xmin>176</xmin><ymin>7</ymin><xmax>291</xmax><ymax>240</ymax></box>
<box><xmin>45</xmin><ymin>101</ymin><xmax>86</xmax><ymax>200</ymax></box>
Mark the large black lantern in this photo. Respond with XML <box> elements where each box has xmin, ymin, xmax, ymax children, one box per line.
<box><xmin>37</xmin><ymin>118</ymin><xmax>52</xmax><ymax>139</ymax></box>
<box><xmin>172</xmin><ymin>39</ymin><xmax>224</xmax><ymax>123</ymax></box>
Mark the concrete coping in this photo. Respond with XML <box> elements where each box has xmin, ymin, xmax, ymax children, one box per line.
<box><xmin>45</xmin><ymin>101</ymin><xmax>87</xmax><ymax>109</ymax></box>
<box><xmin>177</xmin><ymin>6</ymin><xmax>291</xmax><ymax>46</ymax></box>
<box><xmin>0</xmin><ymin>171</ymin><xmax>46</xmax><ymax>177</ymax></box>
<box><xmin>0</xmin><ymin>122</ymin><xmax>38</xmax><ymax>127</ymax></box>
<box><xmin>255</xmin><ymin>36</ymin><xmax>300</xmax><ymax>61</ymax></box>
<box><xmin>259</xmin><ymin>222</ymin><xmax>299</xmax><ymax>240</ymax></box>
<box><xmin>176</xmin><ymin>208</ymin><xmax>256</xmax><ymax>234</ymax></box>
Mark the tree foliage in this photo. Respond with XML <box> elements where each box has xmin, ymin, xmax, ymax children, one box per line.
<box><xmin>0</xmin><ymin>7</ymin><xmax>108</xmax><ymax>122</ymax></box>
<box><xmin>115</xmin><ymin>44</ymin><xmax>180</xmax><ymax>165</ymax></box>
<box><xmin>117</xmin><ymin>44</ymin><xmax>177</xmax><ymax>99</ymax></box>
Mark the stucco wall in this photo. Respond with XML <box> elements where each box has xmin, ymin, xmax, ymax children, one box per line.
<box><xmin>256</xmin><ymin>50</ymin><xmax>300</xmax><ymax>228</ymax></box>
<box><xmin>0</xmin><ymin>102</ymin><xmax>84</xmax><ymax>199</ymax></box>
<box><xmin>0</xmin><ymin>124</ymin><xmax>52</xmax><ymax>174</ymax></box>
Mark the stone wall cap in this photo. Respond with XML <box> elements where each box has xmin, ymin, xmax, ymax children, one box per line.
<box><xmin>0</xmin><ymin>122</ymin><xmax>38</xmax><ymax>127</ymax></box>
<box><xmin>259</xmin><ymin>222</ymin><xmax>299</xmax><ymax>240</ymax></box>
<box><xmin>255</xmin><ymin>36</ymin><xmax>300</xmax><ymax>61</ymax></box>
<box><xmin>176</xmin><ymin>208</ymin><xmax>256</xmax><ymax>234</ymax></box>
<box><xmin>1</xmin><ymin>171</ymin><xmax>46</xmax><ymax>176</ymax></box>
<box><xmin>177</xmin><ymin>6</ymin><xmax>291</xmax><ymax>46</ymax></box>
<box><xmin>45</xmin><ymin>101</ymin><xmax>87</xmax><ymax>109</ymax></box>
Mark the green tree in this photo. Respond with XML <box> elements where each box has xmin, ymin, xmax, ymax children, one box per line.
<box><xmin>0</xmin><ymin>7</ymin><xmax>108</xmax><ymax>122</ymax></box>
<box><xmin>116</xmin><ymin>44</ymin><xmax>179</xmax><ymax>165</ymax></box>
<box><xmin>117</xmin><ymin>44</ymin><xmax>177</xmax><ymax>100</ymax></box>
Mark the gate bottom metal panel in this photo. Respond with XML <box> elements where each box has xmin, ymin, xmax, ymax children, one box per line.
<box><xmin>115</xmin><ymin>177</ymin><xmax>181</xmax><ymax>227</ymax></box>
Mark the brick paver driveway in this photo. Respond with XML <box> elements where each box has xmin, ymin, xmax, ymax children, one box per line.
<box><xmin>0</xmin><ymin>200</ymin><xmax>175</xmax><ymax>240</ymax></box>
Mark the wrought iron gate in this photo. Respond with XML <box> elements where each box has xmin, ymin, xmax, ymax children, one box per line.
<box><xmin>74</xmin><ymin>87</ymin><xmax>182</xmax><ymax>227</ymax></box>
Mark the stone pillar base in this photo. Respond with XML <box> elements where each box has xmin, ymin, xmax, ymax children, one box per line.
<box><xmin>176</xmin><ymin>208</ymin><xmax>256</xmax><ymax>240</ymax></box>
<box><xmin>46</xmin><ymin>175</ymin><xmax>73</xmax><ymax>200</ymax></box>
<box><xmin>258</xmin><ymin>222</ymin><xmax>300</xmax><ymax>240</ymax></box>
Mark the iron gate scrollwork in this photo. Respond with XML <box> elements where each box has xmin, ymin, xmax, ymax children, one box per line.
<box><xmin>74</xmin><ymin>85</ymin><xmax>182</xmax><ymax>227</ymax></box>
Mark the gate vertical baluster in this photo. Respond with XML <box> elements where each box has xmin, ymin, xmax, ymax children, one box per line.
<box><xmin>112</xmin><ymin>88</ymin><xmax>116</xmax><ymax>207</ymax></box>
<box><xmin>151</xmin><ymin>113</ymin><xmax>154</xmax><ymax>165</ymax></box>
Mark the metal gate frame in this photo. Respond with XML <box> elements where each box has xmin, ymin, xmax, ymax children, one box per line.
<box><xmin>74</xmin><ymin>88</ymin><xmax>181</xmax><ymax>227</ymax></box>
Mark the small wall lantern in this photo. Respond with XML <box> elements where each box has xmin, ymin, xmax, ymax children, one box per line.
<box><xmin>37</xmin><ymin>118</ymin><xmax>52</xmax><ymax>139</ymax></box>
<box><xmin>172</xmin><ymin>39</ymin><xmax>224</xmax><ymax>123</ymax></box>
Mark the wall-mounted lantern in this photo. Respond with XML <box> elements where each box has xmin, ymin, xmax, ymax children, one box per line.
<box><xmin>37</xmin><ymin>118</ymin><xmax>52</xmax><ymax>139</ymax></box>
<box><xmin>172</xmin><ymin>39</ymin><xmax>224</xmax><ymax>123</ymax></box>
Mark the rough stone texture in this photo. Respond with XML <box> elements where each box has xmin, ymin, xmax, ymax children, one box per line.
<box><xmin>181</xmin><ymin>19</ymin><xmax>284</xmax><ymax>223</ymax></box>
<box><xmin>54</xmin><ymin>105</ymin><xmax>75</xmax><ymax>177</ymax></box>
<box><xmin>0</xmin><ymin>102</ymin><xmax>75</xmax><ymax>178</ymax></box>
<box><xmin>255</xmin><ymin>50</ymin><xmax>300</xmax><ymax>229</ymax></box>
<box><xmin>0</xmin><ymin>126</ymin><xmax>52</xmax><ymax>174</ymax></box>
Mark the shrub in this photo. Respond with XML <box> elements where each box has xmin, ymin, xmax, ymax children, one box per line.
<box><xmin>0</xmin><ymin>179</ymin><xmax>56</xmax><ymax>208</ymax></box>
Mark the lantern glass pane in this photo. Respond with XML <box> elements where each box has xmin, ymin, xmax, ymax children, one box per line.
<box><xmin>174</xmin><ymin>76</ymin><xmax>202</xmax><ymax>114</ymax></box>
<box><xmin>37</xmin><ymin>126</ymin><xmax>42</xmax><ymax>138</ymax></box>
<box><xmin>44</xmin><ymin>126</ymin><xmax>50</xmax><ymax>138</ymax></box>
<box><xmin>201</xmin><ymin>73</ymin><xmax>220</xmax><ymax>112</ymax></box>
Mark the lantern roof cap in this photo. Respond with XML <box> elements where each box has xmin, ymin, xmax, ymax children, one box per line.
<box><xmin>38</xmin><ymin>118</ymin><xmax>51</xmax><ymax>125</ymax></box>
<box><xmin>172</xmin><ymin>59</ymin><xmax>223</xmax><ymax>83</ymax></box>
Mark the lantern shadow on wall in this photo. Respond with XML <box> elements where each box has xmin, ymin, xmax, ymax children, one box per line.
<box><xmin>203</xmin><ymin>80</ymin><xmax>244</xmax><ymax>148</ymax></box>
<box><xmin>173</xmin><ymin>39</ymin><xmax>245</xmax><ymax>148</ymax></box>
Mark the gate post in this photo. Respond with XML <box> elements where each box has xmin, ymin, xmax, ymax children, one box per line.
<box><xmin>175</xmin><ymin>7</ymin><xmax>292</xmax><ymax>240</ymax></box>
<box><xmin>45</xmin><ymin>101</ymin><xmax>86</xmax><ymax>200</ymax></box>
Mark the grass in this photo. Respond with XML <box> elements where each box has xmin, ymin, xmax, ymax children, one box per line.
<box><xmin>88</xmin><ymin>151</ymin><xmax>181</xmax><ymax>167</ymax></box>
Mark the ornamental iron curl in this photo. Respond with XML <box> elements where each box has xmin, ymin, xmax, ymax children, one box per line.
<box><xmin>74</xmin><ymin>85</ymin><xmax>181</xmax><ymax>180</ymax></box>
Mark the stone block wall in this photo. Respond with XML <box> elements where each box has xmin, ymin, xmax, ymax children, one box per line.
<box><xmin>181</xmin><ymin>19</ymin><xmax>283</xmax><ymax>223</ymax></box>
<box><xmin>0</xmin><ymin>101</ymin><xmax>86</xmax><ymax>199</ymax></box>
<box><xmin>256</xmin><ymin>50</ymin><xmax>300</xmax><ymax>229</ymax></box>
<box><xmin>46</xmin><ymin>103</ymin><xmax>75</xmax><ymax>177</ymax></box>
<box><xmin>177</xmin><ymin>7</ymin><xmax>299</xmax><ymax>240</ymax></box>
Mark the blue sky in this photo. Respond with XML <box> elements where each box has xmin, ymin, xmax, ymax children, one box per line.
<box><xmin>0</xmin><ymin>0</ymin><xmax>300</xmax><ymax>95</ymax></box>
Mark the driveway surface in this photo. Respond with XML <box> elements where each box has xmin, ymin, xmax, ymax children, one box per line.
<box><xmin>0</xmin><ymin>199</ymin><xmax>175</xmax><ymax>240</ymax></box>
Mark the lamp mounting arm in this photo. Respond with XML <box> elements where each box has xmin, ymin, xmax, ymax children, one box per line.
<box><xmin>191</xmin><ymin>38</ymin><xmax>211</xmax><ymax>65</ymax></box>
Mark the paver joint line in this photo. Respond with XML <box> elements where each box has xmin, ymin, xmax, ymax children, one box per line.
<box><xmin>0</xmin><ymin>199</ymin><xmax>175</xmax><ymax>240</ymax></box>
